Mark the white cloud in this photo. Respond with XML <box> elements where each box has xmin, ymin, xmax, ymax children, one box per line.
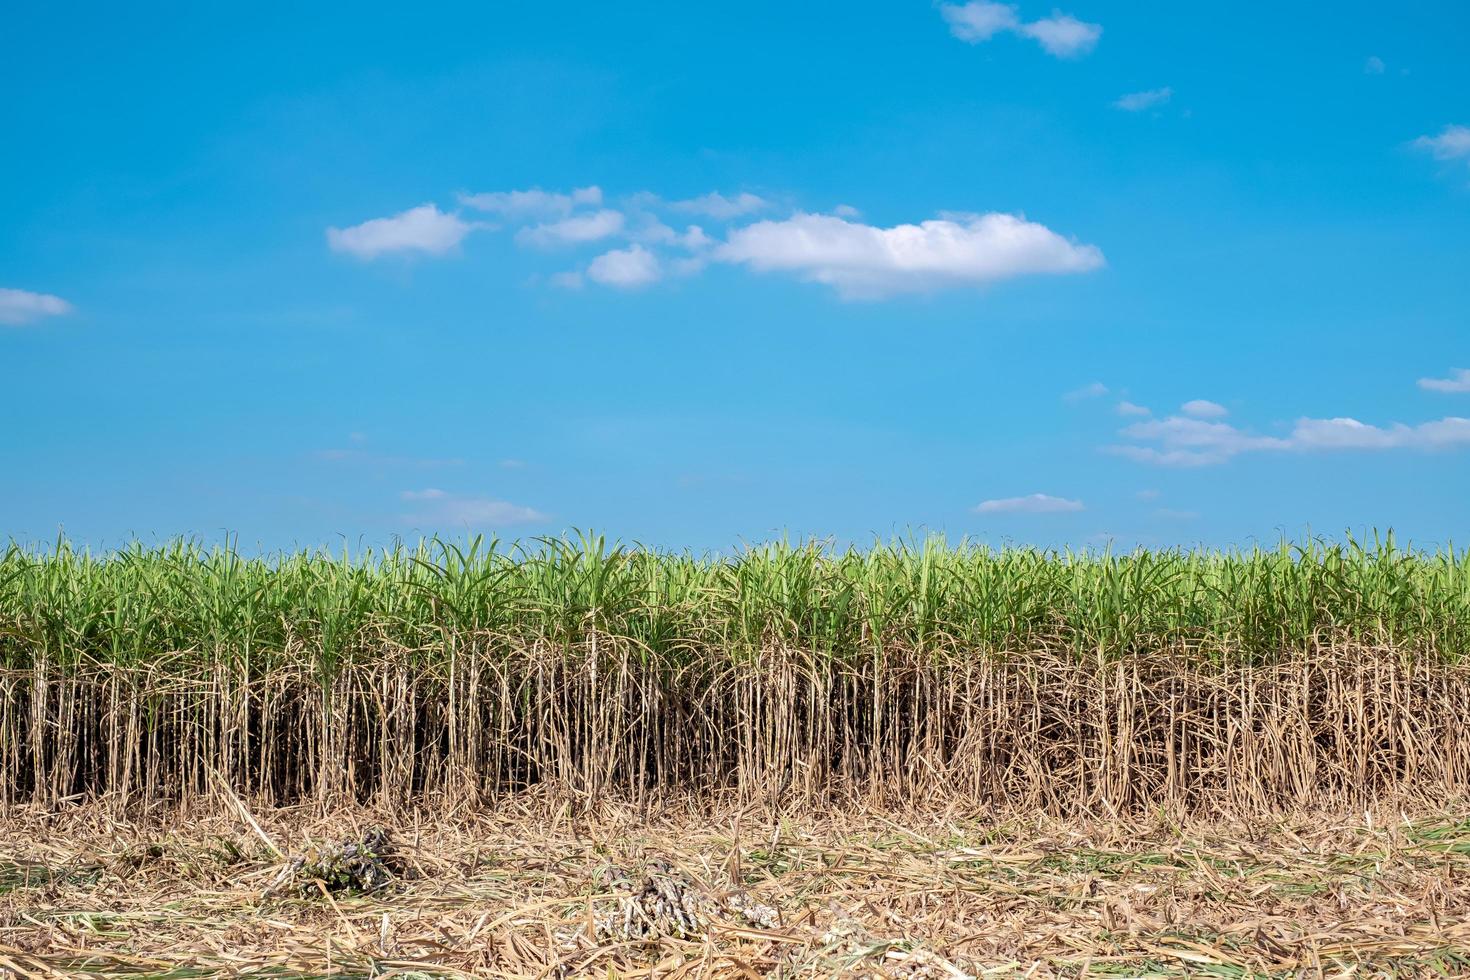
<box><xmin>333</xmin><ymin>190</ymin><xmax>1101</xmax><ymax>299</ymax></box>
<box><xmin>975</xmin><ymin>493</ymin><xmax>1084</xmax><ymax>514</ymax></box>
<box><xmin>326</xmin><ymin>204</ymin><xmax>473</xmax><ymax>259</ymax></box>
<box><xmin>669</xmin><ymin>192</ymin><xmax>769</xmax><ymax>220</ymax></box>
<box><xmin>0</xmin><ymin>287</ymin><xmax>73</xmax><ymax>326</ymax></box>
<box><xmin>1365</xmin><ymin>55</ymin><xmax>1386</xmax><ymax>75</ymax></box>
<box><xmin>941</xmin><ymin>3</ymin><xmax>1100</xmax><ymax>57</ymax></box>
<box><xmin>628</xmin><ymin>219</ymin><xmax>677</xmax><ymax>245</ymax></box>
<box><xmin>1112</xmin><ymin>412</ymin><xmax>1470</xmax><ymax>466</ymax></box>
<box><xmin>940</xmin><ymin>1</ymin><xmax>1020</xmax><ymax>42</ymax></box>
<box><xmin>400</xmin><ymin>488</ymin><xmax>547</xmax><ymax>527</ymax></box>
<box><xmin>1289</xmin><ymin>416</ymin><xmax>1470</xmax><ymax>451</ymax></box>
<box><xmin>1113</xmin><ymin>87</ymin><xmax>1172</xmax><ymax>112</ymax></box>
<box><xmin>832</xmin><ymin>204</ymin><xmax>862</xmax><ymax>219</ymax></box>
<box><xmin>630</xmin><ymin>219</ymin><xmax>713</xmax><ymax>250</ymax></box>
<box><xmin>1116</xmin><ymin>400</ymin><xmax>1150</xmax><ymax>416</ymax></box>
<box><xmin>1064</xmin><ymin>381</ymin><xmax>1109</xmax><ymax>401</ymax></box>
<box><xmin>679</xmin><ymin>226</ymin><xmax>714</xmax><ymax>250</ymax></box>
<box><xmin>1112</xmin><ymin>416</ymin><xmax>1287</xmax><ymax>466</ymax></box>
<box><xmin>1180</xmin><ymin>399</ymin><xmax>1228</xmax><ymax>419</ymax></box>
<box><xmin>1419</xmin><ymin>368</ymin><xmax>1470</xmax><ymax>393</ymax></box>
<box><xmin>1413</xmin><ymin>125</ymin><xmax>1470</xmax><ymax>163</ymax></box>
<box><xmin>1017</xmin><ymin>13</ymin><xmax>1102</xmax><ymax>58</ymax></box>
<box><xmin>715</xmin><ymin>211</ymin><xmax>1103</xmax><ymax>299</ymax></box>
<box><xmin>459</xmin><ymin>186</ymin><xmax>602</xmax><ymax>217</ymax></box>
<box><xmin>516</xmin><ymin>209</ymin><xmax>625</xmax><ymax>248</ymax></box>
<box><xmin>587</xmin><ymin>244</ymin><xmax>661</xmax><ymax>288</ymax></box>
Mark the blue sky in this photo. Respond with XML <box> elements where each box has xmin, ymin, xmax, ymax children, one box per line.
<box><xmin>4</xmin><ymin>1</ymin><xmax>1469</xmax><ymax>552</ymax></box>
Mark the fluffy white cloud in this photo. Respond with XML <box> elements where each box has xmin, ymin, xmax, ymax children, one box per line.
<box><xmin>975</xmin><ymin>493</ymin><xmax>1084</xmax><ymax>514</ymax></box>
<box><xmin>1290</xmin><ymin>416</ymin><xmax>1470</xmax><ymax>451</ymax></box>
<box><xmin>458</xmin><ymin>186</ymin><xmax>602</xmax><ymax>217</ymax></box>
<box><xmin>941</xmin><ymin>1</ymin><xmax>1020</xmax><ymax>41</ymax></box>
<box><xmin>669</xmin><ymin>192</ymin><xmax>769</xmax><ymax>220</ymax></box>
<box><xmin>942</xmin><ymin>3</ymin><xmax>1100</xmax><ymax>58</ymax></box>
<box><xmin>326</xmin><ymin>204</ymin><xmax>473</xmax><ymax>259</ymax></box>
<box><xmin>330</xmin><ymin>190</ymin><xmax>1104</xmax><ymax>301</ymax></box>
<box><xmin>1017</xmin><ymin>13</ymin><xmax>1101</xmax><ymax>58</ymax></box>
<box><xmin>516</xmin><ymin>209</ymin><xmax>625</xmax><ymax>248</ymax></box>
<box><xmin>1420</xmin><ymin>368</ymin><xmax>1470</xmax><ymax>393</ymax></box>
<box><xmin>400</xmin><ymin>489</ymin><xmax>547</xmax><ymax>527</ymax></box>
<box><xmin>1414</xmin><ymin>125</ymin><xmax>1470</xmax><ymax>163</ymax></box>
<box><xmin>1113</xmin><ymin>87</ymin><xmax>1172</xmax><ymax>112</ymax></box>
<box><xmin>1116</xmin><ymin>400</ymin><xmax>1150</xmax><ymax>416</ymax></box>
<box><xmin>1181</xmin><ymin>399</ymin><xmax>1227</xmax><ymax>419</ymax></box>
<box><xmin>587</xmin><ymin>244</ymin><xmax>661</xmax><ymax>288</ymax></box>
<box><xmin>629</xmin><ymin>219</ymin><xmax>713</xmax><ymax>250</ymax></box>
<box><xmin>1112</xmin><ymin>411</ymin><xmax>1470</xmax><ymax>466</ymax></box>
<box><xmin>0</xmin><ymin>287</ymin><xmax>73</xmax><ymax>326</ymax></box>
<box><xmin>715</xmin><ymin>211</ymin><xmax>1103</xmax><ymax>299</ymax></box>
<box><xmin>1112</xmin><ymin>416</ymin><xmax>1287</xmax><ymax>466</ymax></box>
<box><xmin>679</xmin><ymin>226</ymin><xmax>714</xmax><ymax>250</ymax></box>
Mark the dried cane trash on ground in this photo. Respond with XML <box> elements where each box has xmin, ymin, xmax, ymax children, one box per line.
<box><xmin>3</xmin><ymin>804</ymin><xmax>1470</xmax><ymax>977</ymax></box>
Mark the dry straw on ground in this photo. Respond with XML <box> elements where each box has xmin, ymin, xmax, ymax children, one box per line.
<box><xmin>2</xmin><ymin>801</ymin><xmax>1469</xmax><ymax>978</ymax></box>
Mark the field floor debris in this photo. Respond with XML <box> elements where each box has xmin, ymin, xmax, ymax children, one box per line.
<box><xmin>2</xmin><ymin>801</ymin><xmax>1469</xmax><ymax>978</ymax></box>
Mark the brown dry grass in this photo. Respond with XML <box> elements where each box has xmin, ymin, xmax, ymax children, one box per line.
<box><xmin>3</xmin><ymin>798</ymin><xmax>1470</xmax><ymax>978</ymax></box>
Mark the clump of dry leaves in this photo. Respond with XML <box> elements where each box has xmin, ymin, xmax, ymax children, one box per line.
<box><xmin>267</xmin><ymin>826</ymin><xmax>403</xmax><ymax>897</ymax></box>
<box><xmin>593</xmin><ymin>858</ymin><xmax>780</xmax><ymax>941</ymax></box>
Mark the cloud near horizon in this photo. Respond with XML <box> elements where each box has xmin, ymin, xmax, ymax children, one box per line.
<box><xmin>1111</xmin><ymin>411</ymin><xmax>1470</xmax><ymax>466</ymax></box>
<box><xmin>587</xmin><ymin>244</ymin><xmax>661</xmax><ymax>288</ymax></box>
<box><xmin>714</xmin><ymin>211</ymin><xmax>1103</xmax><ymax>299</ymax></box>
<box><xmin>330</xmin><ymin>190</ymin><xmax>1103</xmax><ymax>299</ymax></box>
<box><xmin>1419</xmin><ymin>368</ymin><xmax>1470</xmax><ymax>393</ymax></box>
<box><xmin>326</xmin><ymin>204</ymin><xmax>474</xmax><ymax>259</ymax></box>
<box><xmin>458</xmin><ymin>186</ymin><xmax>603</xmax><ymax>217</ymax></box>
<box><xmin>940</xmin><ymin>2</ymin><xmax>1101</xmax><ymax>58</ymax></box>
<box><xmin>1413</xmin><ymin>125</ymin><xmax>1470</xmax><ymax>165</ymax></box>
<box><xmin>1113</xmin><ymin>87</ymin><xmax>1172</xmax><ymax>112</ymax></box>
<box><xmin>668</xmin><ymin>192</ymin><xmax>769</xmax><ymax>219</ymax></box>
<box><xmin>515</xmin><ymin>209</ymin><xmax>625</xmax><ymax>248</ymax></box>
<box><xmin>0</xmin><ymin>287</ymin><xmax>73</xmax><ymax>326</ymax></box>
<box><xmin>400</xmin><ymin>488</ymin><xmax>547</xmax><ymax>527</ymax></box>
<box><xmin>975</xmin><ymin>493</ymin><xmax>1085</xmax><ymax>514</ymax></box>
<box><xmin>1180</xmin><ymin>399</ymin><xmax>1227</xmax><ymax>419</ymax></box>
